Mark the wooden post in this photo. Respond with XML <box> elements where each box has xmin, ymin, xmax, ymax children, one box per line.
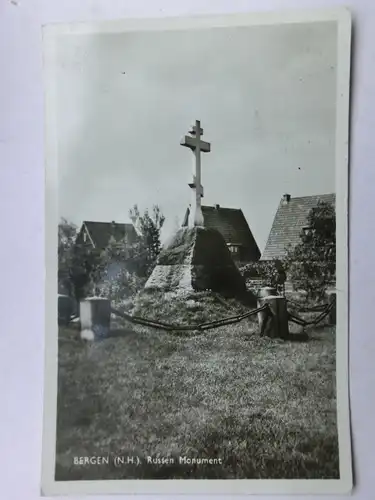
<box><xmin>257</xmin><ymin>287</ymin><xmax>277</xmax><ymax>333</ymax></box>
<box><xmin>325</xmin><ymin>290</ymin><xmax>336</xmax><ymax>326</ymax></box>
<box><xmin>80</xmin><ymin>297</ymin><xmax>111</xmax><ymax>340</ymax></box>
<box><xmin>258</xmin><ymin>286</ymin><xmax>277</xmax><ymax>298</ymax></box>
<box><xmin>258</xmin><ymin>295</ymin><xmax>289</xmax><ymax>339</ymax></box>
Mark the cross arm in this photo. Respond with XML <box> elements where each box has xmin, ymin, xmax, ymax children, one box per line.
<box><xmin>189</xmin><ymin>124</ymin><xmax>203</xmax><ymax>135</ymax></box>
<box><xmin>180</xmin><ymin>135</ymin><xmax>211</xmax><ymax>152</ymax></box>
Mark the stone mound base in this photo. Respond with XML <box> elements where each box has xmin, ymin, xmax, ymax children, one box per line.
<box><xmin>145</xmin><ymin>227</ymin><xmax>253</xmax><ymax>300</ymax></box>
<box><xmin>131</xmin><ymin>289</ymin><xmax>257</xmax><ymax>327</ymax></box>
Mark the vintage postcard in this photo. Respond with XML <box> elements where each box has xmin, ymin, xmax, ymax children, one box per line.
<box><xmin>42</xmin><ymin>8</ymin><xmax>352</xmax><ymax>496</ymax></box>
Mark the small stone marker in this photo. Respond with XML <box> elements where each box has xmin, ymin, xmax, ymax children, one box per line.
<box><xmin>325</xmin><ymin>290</ymin><xmax>336</xmax><ymax>325</ymax></box>
<box><xmin>258</xmin><ymin>295</ymin><xmax>289</xmax><ymax>339</ymax></box>
<box><xmin>80</xmin><ymin>297</ymin><xmax>111</xmax><ymax>341</ymax></box>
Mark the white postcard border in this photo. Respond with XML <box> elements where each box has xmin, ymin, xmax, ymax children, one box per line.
<box><xmin>42</xmin><ymin>7</ymin><xmax>352</xmax><ymax>496</ymax></box>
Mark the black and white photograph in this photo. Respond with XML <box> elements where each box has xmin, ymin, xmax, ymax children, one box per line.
<box><xmin>42</xmin><ymin>9</ymin><xmax>352</xmax><ymax>496</ymax></box>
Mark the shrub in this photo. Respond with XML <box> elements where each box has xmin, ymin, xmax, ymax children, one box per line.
<box><xmin>239</xmin><ymin>260</ymin><xmax>286</xmax><ymax>293</ymax></box>
<box><xmin>97</xmin><ymin>204</ymin><xmax>166</xmax><ymax>305</ymax></box>
<box><xmin>284</xmin><ymin>201</ymin><xmax>335</xmax><ymax>300</ymax></box>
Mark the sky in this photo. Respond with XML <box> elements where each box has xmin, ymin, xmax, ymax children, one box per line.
<box><xmin>55</xmin><ymin>20</ymin><xmax>337</xmax><ymax>253</ymax></box>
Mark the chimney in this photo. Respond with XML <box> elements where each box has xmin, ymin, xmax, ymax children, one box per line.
<box><xmin>215</xmin><ymin>204</ymin><xmax>220</xmax><ymax>210</ymax></box>
<box><xmin>282</xmin><ymin>193</ymin><xmax>291</xmax><ymax>204</ymax></box>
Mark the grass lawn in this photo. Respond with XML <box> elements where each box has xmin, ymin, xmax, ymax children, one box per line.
<box><xmin>55</xmin><ymin>294</ymin><xmax>338</xmax><ymax>480</ymax></box>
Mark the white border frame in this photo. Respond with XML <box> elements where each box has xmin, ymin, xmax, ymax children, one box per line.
<box><xmin>42</xmin><ymin>7</ymin><xmax>352</xmax><ymax>496</ymax></box>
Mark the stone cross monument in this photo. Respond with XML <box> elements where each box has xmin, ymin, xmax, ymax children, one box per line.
<box><xmin>180</xmin><ymin>120</ymin><xmax>211</xmax><ymax>226</ymax></box>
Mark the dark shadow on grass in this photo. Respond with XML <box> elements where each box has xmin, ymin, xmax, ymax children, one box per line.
<box><xmin>285</xmin><ymin>332</ymin><xmax>309</xmax><ymax>342</ymax></box>
<box><xmin>242</xmin><ymin>332</ymin><xmax>309</xmax><ymax>343</ymax></box>
<box><xmin>107</xmin><ymin>328</ymin><xmax>138</xmax><ymax>338</ymax></box>
<box><xmin>310</xmin><ymin>325</ymin><xmax>331</xmax><ymax>333</ymax></box>
<box><xmin>308</xmin><ymin>334</ymin><xmax>327</xmax><ymax>341</ymax></box>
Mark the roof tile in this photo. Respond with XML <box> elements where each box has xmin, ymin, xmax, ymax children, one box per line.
<box><xmin>83</xmin><ymin>221</ymin><xmax>138</xmax><ymax>250</ymax></box>
<box><xmin>201</xmin><ymin>205</ymin><xmax>260</xmax><ymax>261</ymax></box>
<box><xmin>261</xmin><ymin>194</ymin><xmax>335</xmax><ymax>260</ymax></box>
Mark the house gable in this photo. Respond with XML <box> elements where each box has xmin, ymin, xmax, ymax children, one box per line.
<box><xmin>261</xmin><ymin>193</ymin><xmax>336</xmax><ymax>261</ymax></box>
<box><xmin>75</xmin><ymin>221</ymin><xmax>139</xmax><ymax>251</ymax></box>
<box><xmin>182</xmin><ymin>204</ymin><xmax>260</xmax><ymax>261</ymax></box>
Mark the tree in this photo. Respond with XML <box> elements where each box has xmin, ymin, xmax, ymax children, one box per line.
<box><xmin>58</xmin><ymin>218</ymin><xmax>77</xmax><ymax>295</ymax></box>
<box><xmin>129</xmin><ymin>204</ymin><xmax>165</xmax><ymax>278</ymax></box>
<box><xmin>69</xmin><ymin>243</ymin><xmax>103</xmax><ymax>301</ymax></box>
<box><xmin>240</xmin><ymin>260</ymin><xmax>286</xmax><ymax>293</ymax></box>
<box><xmin>98</xmin><ymin>235</ymin><xmax>144</xmax><ymax>302</ymax></box>
<box><xmin>58</xmin><ymin>206</ymin><xmax>166</xmax><ymax>304</ymax></box>
<box><xmin>96</xmin><ymin>205</ymin><xmax>166</xmax><ymax>304</ymax></box>
<box><xmin>284</xmin><ymin>201</ymin><xmax>335</xmax><ymax>299</ymax></box>
<box><xmin>58</xmin><ymin>218</ymin><xmax>102</xmax><ymax>301</ymax></box>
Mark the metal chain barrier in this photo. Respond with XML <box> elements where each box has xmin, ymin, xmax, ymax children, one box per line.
<box><xmin>286</xmin><ymin>298</ymin><xmax>329</xmax><ymax>313</ymax></box>
<box><xmin>110</xmin><ymin>303</ymin><xmax>269</xmax><ymax>332</ymax></box>
<box><xmin>71</xmin><ymin>294</ymin><xmax>334</xmax><ymax>334</ymax></box>
<box><xmin>288</xmin><ymin>301</ymin><xmax>334</xmax><ymax>327</ymax></box>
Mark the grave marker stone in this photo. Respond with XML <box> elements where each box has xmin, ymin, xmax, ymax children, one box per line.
<box><xmin>80</xmin><ymin>297</ymin><xmax>111</xmax><ymax>340</ymax></box>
